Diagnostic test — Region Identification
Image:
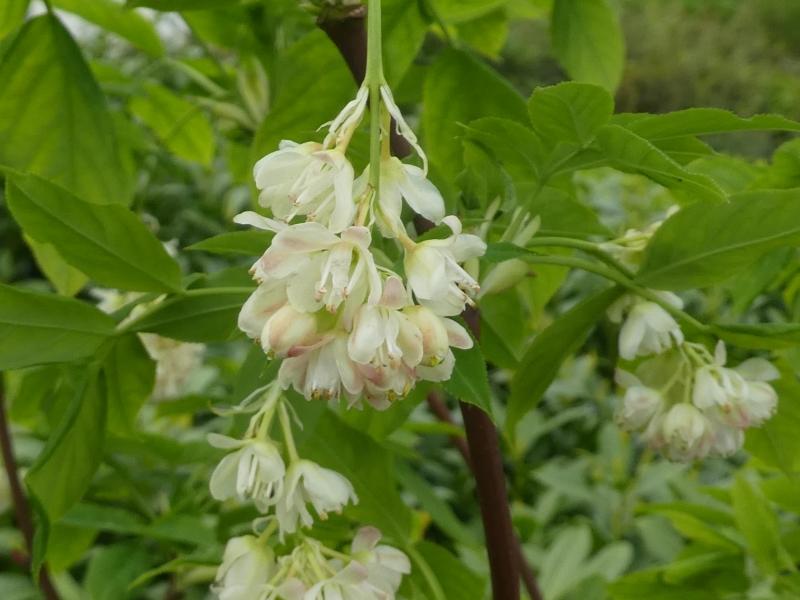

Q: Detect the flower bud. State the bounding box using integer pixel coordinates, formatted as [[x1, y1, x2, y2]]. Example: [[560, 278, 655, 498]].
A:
[[262, 305, 318, 357], [403, 306, 449, 366]]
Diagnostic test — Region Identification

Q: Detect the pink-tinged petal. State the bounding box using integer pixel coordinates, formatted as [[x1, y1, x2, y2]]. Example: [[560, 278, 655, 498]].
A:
[[238, 283, 287, 339], [270, 222, 339, 254], [341, 226, 372, 249], [352, 526, 382, 553], [232, 211, 286, 232], [443, 318, 473, 349], [380, 275, 408, 310], [396, 315, 423, 367], [398, 164, 445, 224]]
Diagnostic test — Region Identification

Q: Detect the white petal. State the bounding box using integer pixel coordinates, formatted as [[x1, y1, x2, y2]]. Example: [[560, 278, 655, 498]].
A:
[[233, 211, 286, 232], [398, 164, 445, 224], [735, 357, 780, 382], [348, 305, 385, 364], [443, 318, 473, 349], [209, 452, 240, 500]]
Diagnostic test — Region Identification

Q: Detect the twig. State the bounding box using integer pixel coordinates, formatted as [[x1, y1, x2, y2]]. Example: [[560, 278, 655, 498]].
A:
[[0, 384, 60, 600], [316, 9, 542, 599], [426, 390, 543, 600]]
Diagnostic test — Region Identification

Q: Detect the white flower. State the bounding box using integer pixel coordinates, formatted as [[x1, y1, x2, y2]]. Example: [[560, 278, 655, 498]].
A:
[[368, 157, 445, 237], [275, 460, 357, 535], [404, 216, 486, 316], [260, 304, 320, 358], [253, 141, 356, 233], [351, 527, 411, 595], [256, 222, 381, 315], [661, 403, 713, 462], [278, 333, 365, 402], [707, 418, 744, 457], [323, 85, 369, 149], [692, 342, 779, 428], [304, 562, 374, 600], [213, 535, 275, 600], [608, 292, 684, 360], [403, 306, 473, 382], [614, 370, 663, 431], [380, 84, 427, 172], [208, 434, 285, 510]]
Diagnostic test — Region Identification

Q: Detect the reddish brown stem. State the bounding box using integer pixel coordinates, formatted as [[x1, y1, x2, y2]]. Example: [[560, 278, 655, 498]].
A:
[[0, 386, 59, 600], [317, 9, 541, 599]]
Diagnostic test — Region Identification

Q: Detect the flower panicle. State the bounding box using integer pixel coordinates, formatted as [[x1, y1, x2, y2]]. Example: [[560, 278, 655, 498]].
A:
[[240, 79, 486, 410]]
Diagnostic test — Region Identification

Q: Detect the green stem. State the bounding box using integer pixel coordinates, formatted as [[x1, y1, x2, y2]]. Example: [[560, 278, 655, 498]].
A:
[[278, 401, 300, 463], [527, 237, 636, 278], [519, 254, 710, 333], [407, 546, 447, 600], [366, 0, 384, 203]]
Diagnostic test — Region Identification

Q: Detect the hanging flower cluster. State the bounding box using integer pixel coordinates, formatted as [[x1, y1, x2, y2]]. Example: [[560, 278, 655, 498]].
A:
[[235, 79, 484, 410], [604, 215, 779, 461], [209, 384, 409, 599]]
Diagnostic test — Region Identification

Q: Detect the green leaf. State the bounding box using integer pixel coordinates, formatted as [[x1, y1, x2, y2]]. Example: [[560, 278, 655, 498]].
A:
[[26, 368, 106, 523], [551, 0, 625, 92], [128, 288, 251, 342], [85, 542, 152, 600], [637, 189, 800, 290], [731, 473, 793, 576], [423, 48, 527, 181], [507, 286, 622, 435], [455, 8, 509, 59], [409, 542, 486, 600], [0, 284, 115, 371], [6, 173, 183, 293], [595, 125, 726, 204], [52, 0, 164, 57], [523, 186, 611, 238], [0, 0, 28, 39], [252, 30, 354, 162], [24, 235, 88, 296], [540, 524, 592, 600], [528, 82, 615, 147], [618, 108, 800, 141], [443, 336, 494, 418], [130, 82, 214, 165], [711, 322, 800, 350], [395, 462, 477, 547], [463, 117, 546, 182], [187, 229, 273, 256], [746, 369, 800, 474], [0, 15, 131, 205], [126, 0, 234, 8], [297, 411, 412, 542], [103, 334, 155, 434], [383, 0, 429, 86], [430, 0, 508, 23]]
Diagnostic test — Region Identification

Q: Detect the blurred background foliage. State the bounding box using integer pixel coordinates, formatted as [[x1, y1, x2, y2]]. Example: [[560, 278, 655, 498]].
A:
[[1, 0, 800, 599]]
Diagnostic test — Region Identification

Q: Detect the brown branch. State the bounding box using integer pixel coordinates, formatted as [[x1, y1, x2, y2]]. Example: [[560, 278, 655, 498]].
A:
[[317, 9, 542, 599], [427, 389, 543, 600], [0, 385, 59, 600]]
